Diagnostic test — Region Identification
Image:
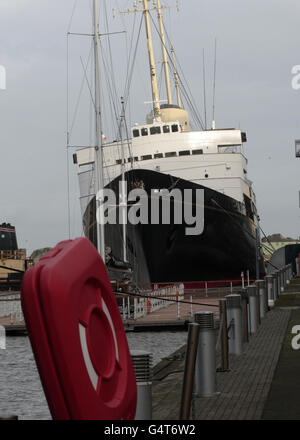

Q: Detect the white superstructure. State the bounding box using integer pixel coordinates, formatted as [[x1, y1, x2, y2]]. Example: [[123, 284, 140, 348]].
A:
[[76, 121, 254, 214]]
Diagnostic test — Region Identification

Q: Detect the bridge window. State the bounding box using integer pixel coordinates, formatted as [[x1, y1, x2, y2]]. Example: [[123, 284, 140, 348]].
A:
[[150, 126, 161, 135], [133, 129, 140, 138], [192, 149, 203, 155], [165, 152, 177, 158], [163, 125, 170, 133], [179, 150, 190, 156], [128, 157, 139, 163], [171, 124, 179, 132], [141, 154, 152, 161], [154, 153, 163, 158], [141, 128, 148, 136], [116, 159, 125, 165]]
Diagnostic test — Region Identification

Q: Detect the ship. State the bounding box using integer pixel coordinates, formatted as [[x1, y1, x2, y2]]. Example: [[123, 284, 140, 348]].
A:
[[73, 0, 265, 284], [0, 222, 18, 252], [0, 222, 27, 290]]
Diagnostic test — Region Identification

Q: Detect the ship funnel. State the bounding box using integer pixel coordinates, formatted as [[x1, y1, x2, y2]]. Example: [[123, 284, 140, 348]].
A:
[[146, 104, 190, 132]]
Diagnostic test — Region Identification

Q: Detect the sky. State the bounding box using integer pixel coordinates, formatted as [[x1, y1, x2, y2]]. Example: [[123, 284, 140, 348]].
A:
[[1, 0, 300, 254]]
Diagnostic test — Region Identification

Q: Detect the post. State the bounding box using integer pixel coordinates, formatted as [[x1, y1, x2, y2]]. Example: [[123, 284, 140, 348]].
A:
[[226, 294, 243, 355], [219, 299, 229, 371], [287, 264, 291, 283], [280, 268, 285, 292], [256, 280, 266, 320], [276, 270, 281, 298], [265, 275, 273, 309], [289, 263, 293, 280], [179, 323, 199, 420], [127, 296, 131, 319], [240, 289, 249, 343], [256, 226, 260, 280], [194, 311, 216, 397], [122, 298, 126, 320], [131, 350, 152, 420], [247, 285, 259, 334]]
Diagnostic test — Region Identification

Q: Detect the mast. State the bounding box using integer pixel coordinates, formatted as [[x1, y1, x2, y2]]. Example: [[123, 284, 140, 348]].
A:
[[171, 46, 182, 108], [120, 97, 127, 263], [93, 0, 106, 260], [142, 0, 161, 120], [155, 0, 173, 105]]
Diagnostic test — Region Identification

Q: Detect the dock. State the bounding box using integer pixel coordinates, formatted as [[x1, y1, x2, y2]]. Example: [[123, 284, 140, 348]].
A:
[[0, 315, 27, 336], [151, 278, 300, 420], [124, 296, 220, 331]]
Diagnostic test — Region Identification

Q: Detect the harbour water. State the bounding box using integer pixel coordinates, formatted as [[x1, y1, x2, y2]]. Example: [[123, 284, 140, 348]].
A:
[[0, 331, 187, 420]]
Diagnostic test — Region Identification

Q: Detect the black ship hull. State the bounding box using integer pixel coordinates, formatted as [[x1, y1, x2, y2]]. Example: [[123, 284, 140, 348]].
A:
[[0, 223, 18, 251], [83, 169, 265, 283]]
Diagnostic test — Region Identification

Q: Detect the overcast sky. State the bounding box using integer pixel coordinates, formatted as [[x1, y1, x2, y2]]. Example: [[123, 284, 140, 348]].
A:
[[1, 0, 300, 254]]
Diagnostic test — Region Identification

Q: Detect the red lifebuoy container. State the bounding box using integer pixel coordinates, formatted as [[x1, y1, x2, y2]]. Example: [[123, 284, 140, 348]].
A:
[[21, 238, 137, 420]]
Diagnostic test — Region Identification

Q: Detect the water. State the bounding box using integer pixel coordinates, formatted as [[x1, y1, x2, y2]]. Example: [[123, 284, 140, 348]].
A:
[[0, 331, 187, 420]]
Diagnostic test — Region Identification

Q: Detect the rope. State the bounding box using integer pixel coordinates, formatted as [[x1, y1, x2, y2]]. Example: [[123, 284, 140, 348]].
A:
[[116, 290, 220, 308], [227, 318, 234, 332]]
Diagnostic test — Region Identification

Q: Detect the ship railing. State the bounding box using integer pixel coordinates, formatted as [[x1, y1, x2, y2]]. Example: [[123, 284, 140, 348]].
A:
[[0, 291, 24, 324], [130, 277, 256, 298], [115, 283, 184, 321]]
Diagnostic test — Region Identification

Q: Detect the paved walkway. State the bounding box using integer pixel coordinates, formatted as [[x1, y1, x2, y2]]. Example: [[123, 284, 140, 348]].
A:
[[193, 308, 290, 420], [153, 279, 300, 420], [152, 307, 291, 420]]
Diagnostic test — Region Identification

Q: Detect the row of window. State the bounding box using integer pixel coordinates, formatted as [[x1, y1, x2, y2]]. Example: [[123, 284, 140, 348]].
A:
[[132, 124, 179, 138], [115, 149, 203, 164]]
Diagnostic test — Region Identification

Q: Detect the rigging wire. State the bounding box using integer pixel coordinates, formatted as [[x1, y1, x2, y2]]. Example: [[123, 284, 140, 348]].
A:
[[66, 0, 79, 240], [66, 34, 71, 239], [148, 12, 205, 130], [212, 37, 217, 125], [202, 48, 207, 130]]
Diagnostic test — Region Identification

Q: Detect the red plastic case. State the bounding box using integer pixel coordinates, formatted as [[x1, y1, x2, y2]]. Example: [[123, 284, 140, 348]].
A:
[[21, 238, 137, 420]]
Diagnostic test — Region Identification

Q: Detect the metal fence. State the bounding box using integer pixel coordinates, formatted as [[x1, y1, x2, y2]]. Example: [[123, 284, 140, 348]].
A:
[[0, 292, 23, 324]]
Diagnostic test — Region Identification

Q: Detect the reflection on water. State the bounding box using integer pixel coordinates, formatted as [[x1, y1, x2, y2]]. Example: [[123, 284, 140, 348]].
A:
[[0, 331, 187, 420]]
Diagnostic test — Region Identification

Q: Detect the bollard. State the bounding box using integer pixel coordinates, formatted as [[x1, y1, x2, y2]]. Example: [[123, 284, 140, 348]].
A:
[[289, 263, 293, 280], [255, 280, 266, 319], [280, 268, 285, 292], [264, 276, 269, 312], [225, 294, 243, 355], [272, 272, 278, 303], [179, 323, 199, 420], [247, 285, 259, 334], [218, 299, 229, 371], [240, 289, 249, 343], [287, 264, 292, 282], [276, 270, 281, 300], [194, 311, 216, 397], [283, 266, 287, 286], [266, 275, 274, 308], [131, 350, 152, 420]]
